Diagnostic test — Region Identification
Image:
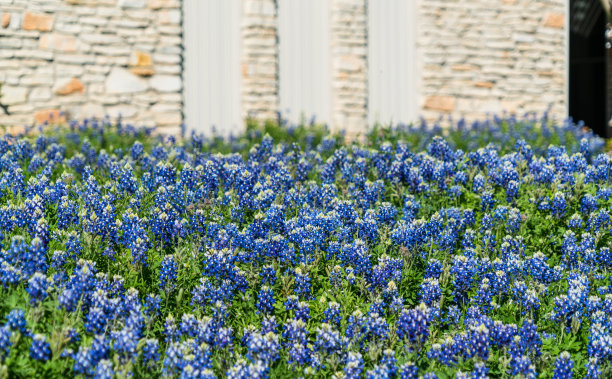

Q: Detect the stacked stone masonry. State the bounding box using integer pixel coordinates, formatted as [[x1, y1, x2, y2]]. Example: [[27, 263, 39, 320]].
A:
[[331, 0, 368, 134], [241, 0, 279, 123], [0, 0, 570, 133], [418, 0, 567, 121], [0, 0, 183, 133]]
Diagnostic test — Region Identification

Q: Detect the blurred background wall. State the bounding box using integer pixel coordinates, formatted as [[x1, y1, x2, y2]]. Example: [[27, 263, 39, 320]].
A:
[[1, 0, 604, 136]]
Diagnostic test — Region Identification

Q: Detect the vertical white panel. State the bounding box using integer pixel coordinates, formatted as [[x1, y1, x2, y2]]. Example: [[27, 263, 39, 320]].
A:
[[368, 0, 418, 127], [183, 0, 242, 137], [278, 0, 332, 126]]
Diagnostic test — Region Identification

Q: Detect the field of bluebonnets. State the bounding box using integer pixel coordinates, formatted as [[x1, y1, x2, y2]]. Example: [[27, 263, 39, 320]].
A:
[[0, 114, 610, 378]]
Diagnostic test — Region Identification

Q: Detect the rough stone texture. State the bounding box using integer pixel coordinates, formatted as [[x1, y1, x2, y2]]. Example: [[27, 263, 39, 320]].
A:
[[0, 0, 183, 130], [418, 0, 567, 122], [40, 33, 77, 52], [543, 12, 564, 29], [0, 0, 570, 133], [1, 13, 10, 28], [129, 51, 155, 76], [34, 108, 66, 124], [424, 95, 456, 112], [241, 0, 279, 122], [331, 0, 368, 134], [106, 67, 149, 94], [22, 12, 54, 31], [53, 77, 85, 95]]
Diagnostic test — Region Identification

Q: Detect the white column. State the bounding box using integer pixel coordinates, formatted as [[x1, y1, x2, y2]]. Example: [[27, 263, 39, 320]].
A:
[[278, 0, 332, 126], [183, 0, 243, 137]]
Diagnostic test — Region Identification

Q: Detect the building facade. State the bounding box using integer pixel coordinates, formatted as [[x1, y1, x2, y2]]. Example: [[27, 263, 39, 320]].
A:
[[0, 0, 574, 136]]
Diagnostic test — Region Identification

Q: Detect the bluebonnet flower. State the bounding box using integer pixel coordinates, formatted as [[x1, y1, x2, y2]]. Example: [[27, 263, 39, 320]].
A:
[[397, 362, 418, 379], [553, 275, 589, 332], [257, 286, 275, 315], [377, 202, 397, 225], [471, 362, 488, 378], [159, 255, 177, 292], [26, 272, 50, 305], [144, 293, 161, 319], [467, 323, 490, 360], [344, 351, 364, 379], [73, 346, 94, 375], [130, 141, 144, 160], [119, 209, 150, 266], [379, 348, 397, 376], [366, 364, 389, 379], [553, 351, 574, 379], [6, 309, 27, 334], [451, 255, 477, 305], [323, 302, 342, 328], [397, 303, 431, 349], [480, 191, 495, 211], [111, 327, 139, 362], [180, 314, 198, 338], [366, 312, 390, 343], [506, 180, 519, 201], [30, 334, 51, 361], [424, 259, 443, 279], [0, 326, 11, 361], [551, 191, 567, 218], [93, 359, 114, 379], [164, 315, 180, 343], [282, 318, 308, 349], [584, 358, 601, 379], [295, 301, 311, 322], [509, 354, 536, 377], [85, 306, 108, 334], [245, 331, 281, 364], [329, 265, 343, 288], [260, 265, 276, 286], [226, 359, 269, 379], [314, 323, 342, 355], [142, 338, 160, 368], [581, 194, 598, 214], [65, 231, 82, 259], [419, 278, 442, 310], [293, 267, 312, 300]]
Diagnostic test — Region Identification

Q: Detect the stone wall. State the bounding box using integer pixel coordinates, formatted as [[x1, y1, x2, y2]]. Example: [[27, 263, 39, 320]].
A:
[[241, 0, 278, 123], [0, 0, 183, 133], [331, 0, 368, 134], [0, 0, 570, 134], [418, 0, 567, 121]]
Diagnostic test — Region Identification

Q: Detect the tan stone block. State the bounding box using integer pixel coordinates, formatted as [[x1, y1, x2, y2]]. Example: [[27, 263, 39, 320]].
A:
[[54, 78, 85, 95], [423, 95, 456, 112], [537, 71, 555, 77], [474, 81, 494, 88], [40, 33, 77, 52], [34, 109, 66, 125], [543, 13, 564, 29], [156, 112, 182, 125], [451, 64, 475, 71], [148, 0, 179, 9], [131, 67, 155, 76], [1, 13, 10, 28], [129, 51, 155, 76], [22, 12, 54, 31], [129, 51, 153, 67]]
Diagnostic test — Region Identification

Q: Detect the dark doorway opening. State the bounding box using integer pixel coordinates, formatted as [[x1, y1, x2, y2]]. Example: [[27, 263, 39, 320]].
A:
[[569, 0, 609, 137]]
